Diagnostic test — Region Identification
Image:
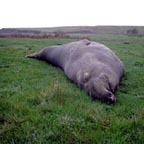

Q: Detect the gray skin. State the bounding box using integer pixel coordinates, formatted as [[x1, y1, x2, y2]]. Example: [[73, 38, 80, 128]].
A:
[[26, 39, 124, 104]]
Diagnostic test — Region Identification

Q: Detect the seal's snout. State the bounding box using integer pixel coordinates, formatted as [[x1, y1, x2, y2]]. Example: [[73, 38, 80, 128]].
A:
[[107, 92, 116, 104], [110, 95, 116, 103]]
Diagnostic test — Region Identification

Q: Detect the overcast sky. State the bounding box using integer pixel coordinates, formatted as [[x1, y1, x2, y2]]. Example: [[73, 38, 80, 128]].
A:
[[0, 0, 144, 29]]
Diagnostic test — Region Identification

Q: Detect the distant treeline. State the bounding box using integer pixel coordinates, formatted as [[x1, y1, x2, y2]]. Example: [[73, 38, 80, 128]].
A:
[[0, 34, 89, 41], [0, 34, 90, 40], [0, 26, 144, 38], [0, 28, 89, 39]]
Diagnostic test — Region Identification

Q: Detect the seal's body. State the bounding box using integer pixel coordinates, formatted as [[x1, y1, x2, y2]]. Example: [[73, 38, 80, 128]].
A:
[[26, 39, 124, 103]]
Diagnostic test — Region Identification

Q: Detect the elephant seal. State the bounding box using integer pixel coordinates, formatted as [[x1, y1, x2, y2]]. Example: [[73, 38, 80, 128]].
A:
[[26, 39, 124, 104]]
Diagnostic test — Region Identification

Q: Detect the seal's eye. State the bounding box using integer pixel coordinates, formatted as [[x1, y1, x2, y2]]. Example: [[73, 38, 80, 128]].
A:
[[108, 93, 112, 98]]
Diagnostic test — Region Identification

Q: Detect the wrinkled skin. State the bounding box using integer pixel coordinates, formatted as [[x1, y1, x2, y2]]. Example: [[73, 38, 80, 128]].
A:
[[26, 39, 124, 104], [86, 74, 116, 104]]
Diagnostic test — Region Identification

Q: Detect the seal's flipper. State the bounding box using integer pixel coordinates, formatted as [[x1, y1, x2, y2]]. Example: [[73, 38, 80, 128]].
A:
[[25, 52, 40, 59]]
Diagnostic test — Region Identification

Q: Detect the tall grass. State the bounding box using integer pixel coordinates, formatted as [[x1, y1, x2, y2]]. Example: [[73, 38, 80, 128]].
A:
[[0, 36, 144, 143]]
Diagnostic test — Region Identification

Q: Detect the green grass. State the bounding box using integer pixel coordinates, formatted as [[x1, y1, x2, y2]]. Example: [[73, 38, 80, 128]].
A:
[[0, 36, 144, 144]]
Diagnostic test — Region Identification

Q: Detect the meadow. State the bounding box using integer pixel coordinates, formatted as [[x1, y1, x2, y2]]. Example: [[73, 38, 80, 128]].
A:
[[0, 35, 144, 143]]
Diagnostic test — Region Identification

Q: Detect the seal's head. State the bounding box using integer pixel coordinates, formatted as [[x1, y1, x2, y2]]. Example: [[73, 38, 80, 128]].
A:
[[86, 73, 116, 104]]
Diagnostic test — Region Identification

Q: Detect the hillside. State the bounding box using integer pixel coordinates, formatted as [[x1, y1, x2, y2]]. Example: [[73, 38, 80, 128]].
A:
[[0, 26, 144, 38]]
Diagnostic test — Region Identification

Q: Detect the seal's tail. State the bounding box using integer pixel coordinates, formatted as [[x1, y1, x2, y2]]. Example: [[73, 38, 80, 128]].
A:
[[25, 52, 39, 59]]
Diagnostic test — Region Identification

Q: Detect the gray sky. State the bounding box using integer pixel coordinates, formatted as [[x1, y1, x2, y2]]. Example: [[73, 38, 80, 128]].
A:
[[0, 0, 144, 28]]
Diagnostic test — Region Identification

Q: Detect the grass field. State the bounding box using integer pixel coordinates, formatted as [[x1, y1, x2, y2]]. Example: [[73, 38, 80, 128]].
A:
[[0, 35, 144, 144]]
